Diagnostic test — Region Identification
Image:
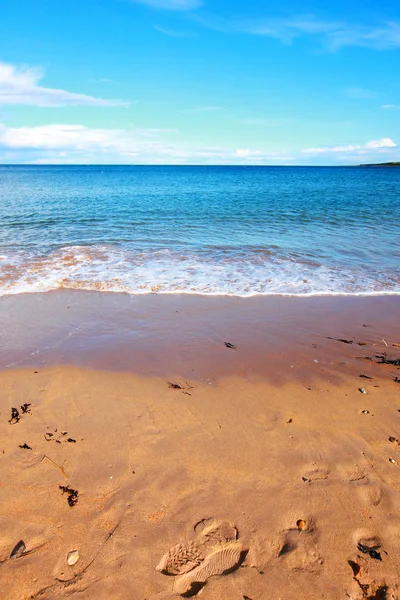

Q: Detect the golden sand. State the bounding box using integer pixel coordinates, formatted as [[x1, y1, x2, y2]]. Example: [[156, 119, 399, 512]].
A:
[[1, 357, 400, 599]]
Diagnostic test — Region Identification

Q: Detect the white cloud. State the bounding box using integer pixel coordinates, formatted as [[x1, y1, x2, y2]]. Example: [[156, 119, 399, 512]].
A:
[[244, 17, 339, 44], [365, 138, 396, 149], [0, 123, 175, 152], [1, 123, 396, 165], [196, 14, 400, 50], [0, 62, 127, 107], [154, 25, 196, 37], [0, 122, 292, 164], [131, 0, 202, 10], [328, 20, 400, 50], [382, 104, 400, 110], [303, 138, 397, 155]]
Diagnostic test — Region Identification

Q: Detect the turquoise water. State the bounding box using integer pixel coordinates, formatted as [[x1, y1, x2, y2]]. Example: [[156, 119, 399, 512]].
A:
[[0, 165, 399, 296]]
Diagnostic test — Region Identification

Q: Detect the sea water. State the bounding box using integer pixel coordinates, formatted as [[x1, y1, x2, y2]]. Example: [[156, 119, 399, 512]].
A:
[[0, 165, 399, 296]]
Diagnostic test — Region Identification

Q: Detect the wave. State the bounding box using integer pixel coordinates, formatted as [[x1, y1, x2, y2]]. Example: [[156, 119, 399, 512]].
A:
[[1, 244, 399, 297]]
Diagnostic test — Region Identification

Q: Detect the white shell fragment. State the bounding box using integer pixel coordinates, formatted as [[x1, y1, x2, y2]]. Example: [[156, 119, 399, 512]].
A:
[[67, 550, 80, 566]]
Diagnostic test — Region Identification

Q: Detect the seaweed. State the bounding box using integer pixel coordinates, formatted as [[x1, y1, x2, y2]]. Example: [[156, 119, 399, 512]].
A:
[[376, 353, 400, 366], [224, 342, 237, 349], [9, 404, 32, 424], [168, 382, 183, 389], [9, 407, 20, 424], [45, 429, 77, 444], [357, 542, 382, 561], [167, 381, 194, 396], [326, 337, 353, 344], [19, 443, 32, 450], [59, 485, 79, 507]]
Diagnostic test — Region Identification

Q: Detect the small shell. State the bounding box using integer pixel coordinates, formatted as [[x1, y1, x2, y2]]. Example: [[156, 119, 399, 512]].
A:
[[389, 458, 397, 464], [359, 388, 367, 394], [67, 550, 80, 566], [361, 410, 369, 414], [10, 540, 26, 559]]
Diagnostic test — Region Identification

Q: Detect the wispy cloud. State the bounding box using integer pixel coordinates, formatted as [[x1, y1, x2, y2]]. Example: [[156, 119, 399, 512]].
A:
[[1, 123, 397, 165], [195, 14, 400, 51], [303, 137, 397, 155], [0, 123, 175, 152], [328, 20, 400, 50], [154, 25, 196, 37], [382, 104, 400, 110], [131, 0, 202, 11], [0, 122, 292, 164], [0, 62, 127, 107]]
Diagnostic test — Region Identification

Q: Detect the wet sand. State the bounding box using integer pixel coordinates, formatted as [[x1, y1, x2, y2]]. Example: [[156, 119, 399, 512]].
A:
[[1, 291, 400, 599]]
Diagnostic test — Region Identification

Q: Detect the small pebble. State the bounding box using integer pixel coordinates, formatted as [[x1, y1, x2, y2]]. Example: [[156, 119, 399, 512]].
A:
[[361, 409, 370, 414], [67, 550, 79, 566], [359, 388, 367, 394], [296, 519, 306, 530], [389, 458, 396, 464]]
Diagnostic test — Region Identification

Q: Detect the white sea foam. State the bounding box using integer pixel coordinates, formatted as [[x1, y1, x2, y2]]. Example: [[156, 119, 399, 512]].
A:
[[0, 245, 399, 297]]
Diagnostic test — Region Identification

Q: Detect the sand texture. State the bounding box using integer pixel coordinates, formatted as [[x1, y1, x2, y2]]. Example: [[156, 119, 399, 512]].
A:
[[0, 354, 400, 599], [1, 292, 400, 598]]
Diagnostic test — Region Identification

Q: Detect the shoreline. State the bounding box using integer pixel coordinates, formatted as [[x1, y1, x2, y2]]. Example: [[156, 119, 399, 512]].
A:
[[2, 289, 400, 299], [1, 289, 399, 382]]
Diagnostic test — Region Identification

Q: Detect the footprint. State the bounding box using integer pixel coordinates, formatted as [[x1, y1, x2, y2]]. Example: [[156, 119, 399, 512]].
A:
[[270, 517, 322, 573], [197, 520, 238, 548], [156, 541, 205, 576], [157, 520, 245, 596], [173, 542, 247, 597], [301, 466, 330, 483], [357, 481, 384, 508]]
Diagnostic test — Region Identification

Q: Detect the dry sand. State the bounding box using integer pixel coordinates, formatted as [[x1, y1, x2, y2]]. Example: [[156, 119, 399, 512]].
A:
[[0, 292, 400, 599]]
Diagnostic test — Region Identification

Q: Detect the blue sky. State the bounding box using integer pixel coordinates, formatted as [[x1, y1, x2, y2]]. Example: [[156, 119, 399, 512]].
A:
[[0, 0, 399, 164]]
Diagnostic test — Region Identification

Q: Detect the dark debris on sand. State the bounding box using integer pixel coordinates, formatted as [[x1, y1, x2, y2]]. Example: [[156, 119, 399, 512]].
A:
[[224, 341, 237, 349], [376, 353, 400, 366], [326, 337, 366, 346], [9, 404, 32, 425], [59, 485, 79, 507], [9, 407, 20, 424], [167, 381, 194, 396], [357, 542, 382, 561], [168, 382, 183, 389]]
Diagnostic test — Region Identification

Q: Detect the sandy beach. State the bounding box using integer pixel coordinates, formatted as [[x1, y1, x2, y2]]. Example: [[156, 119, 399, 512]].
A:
[[1, 292, 400, 599]]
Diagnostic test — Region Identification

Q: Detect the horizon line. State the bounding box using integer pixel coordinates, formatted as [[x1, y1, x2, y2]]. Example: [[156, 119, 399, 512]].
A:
[[0, 163, 388, 168]]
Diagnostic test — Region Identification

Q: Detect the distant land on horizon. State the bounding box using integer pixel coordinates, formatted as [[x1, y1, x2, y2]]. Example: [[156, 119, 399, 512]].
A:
[[359, 162, 400, 167]]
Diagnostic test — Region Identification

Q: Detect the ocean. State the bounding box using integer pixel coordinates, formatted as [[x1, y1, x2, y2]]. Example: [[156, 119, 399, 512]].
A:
[[0, 165, 399, 297]]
